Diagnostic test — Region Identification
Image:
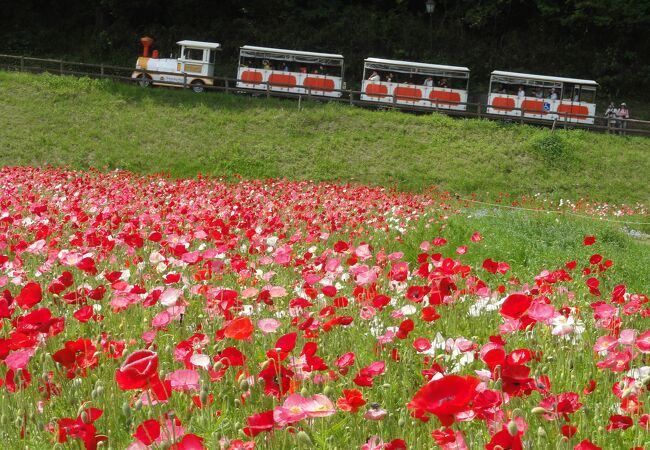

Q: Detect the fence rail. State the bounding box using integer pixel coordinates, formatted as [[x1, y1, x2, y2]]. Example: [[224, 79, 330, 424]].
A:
[[2, 53, 648, 137]]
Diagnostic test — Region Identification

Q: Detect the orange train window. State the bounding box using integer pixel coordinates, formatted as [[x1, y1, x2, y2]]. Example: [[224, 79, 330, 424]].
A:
[[365, 83, 388, 98], [268, 73, 297, 87], [394, 87, 422, 102], [241, 71, 263, 84], [491, 97, 516, 111], [303, 77, 335, 91]]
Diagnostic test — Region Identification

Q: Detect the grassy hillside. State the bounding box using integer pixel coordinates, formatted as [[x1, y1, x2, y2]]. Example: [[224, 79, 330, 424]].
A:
[[1, 71, 649, 205]]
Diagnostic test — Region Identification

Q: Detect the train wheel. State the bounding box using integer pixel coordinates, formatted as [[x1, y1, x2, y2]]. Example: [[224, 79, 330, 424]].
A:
[[137, 74, 152, 88], [191, 80, 205, 93]]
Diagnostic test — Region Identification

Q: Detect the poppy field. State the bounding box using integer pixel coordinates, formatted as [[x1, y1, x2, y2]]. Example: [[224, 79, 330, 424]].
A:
[[0, 166, 648, 450]]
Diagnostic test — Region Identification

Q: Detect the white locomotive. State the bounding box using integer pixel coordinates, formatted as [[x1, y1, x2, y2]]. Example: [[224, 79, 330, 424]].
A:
[[131, 37, 221, 93]]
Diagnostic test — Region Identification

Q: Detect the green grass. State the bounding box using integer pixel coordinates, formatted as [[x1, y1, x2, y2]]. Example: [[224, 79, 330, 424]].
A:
[[1, 71, 649, 205]]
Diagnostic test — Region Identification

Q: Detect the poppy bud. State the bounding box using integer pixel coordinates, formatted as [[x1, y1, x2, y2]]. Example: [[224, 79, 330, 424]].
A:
[[537, 427, 547, 438], [200, 389, 209, 404], [398, 418, 406, 427], [122, 402, 132, 418], [531, 407, 548, 415], [240, 379, 250, 391], [297, 431, 313, 446], [300, 387, 309, 397], [80, 411, 90, 424], [323, 385, 334, 396], [168, 410, 176, 419], [234, 398, 242, 407], [507, 420, 518, 436], [134, 399, 143, 411], [212, 361, 223, 371]]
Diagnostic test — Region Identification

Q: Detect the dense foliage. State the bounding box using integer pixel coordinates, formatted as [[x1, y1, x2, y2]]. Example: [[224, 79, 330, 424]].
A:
[[2, 0, 649, 97]]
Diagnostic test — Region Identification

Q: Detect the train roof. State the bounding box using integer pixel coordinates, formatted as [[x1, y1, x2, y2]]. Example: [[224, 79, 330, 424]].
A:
[[240, 45, 344, 60], [365, 57, 470, 73], [177, 40, 221, 50], [491, 70, 598, 86]]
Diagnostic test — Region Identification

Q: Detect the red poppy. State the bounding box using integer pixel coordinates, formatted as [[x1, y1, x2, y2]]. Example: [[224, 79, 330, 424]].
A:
[[486, 428, 523, 450], [15, 282, 42, 310], [115, 350, 159, 390], [574, 439, 602, 450], [606, 414, 633, 431], [500, 293, 532, 319], [336, 389, 366, 412], [224, 317, 254, 340], [243, 410, 275, 437], [408, 375, 479, 426], [583, 235, 596, 246]]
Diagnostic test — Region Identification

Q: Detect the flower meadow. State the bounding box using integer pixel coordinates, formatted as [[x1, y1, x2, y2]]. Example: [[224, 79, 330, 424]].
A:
[[0, 167, 648, 450]]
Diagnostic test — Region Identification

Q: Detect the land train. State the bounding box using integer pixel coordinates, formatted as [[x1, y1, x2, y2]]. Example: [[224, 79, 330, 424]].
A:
[[132, 37, 597, 125]]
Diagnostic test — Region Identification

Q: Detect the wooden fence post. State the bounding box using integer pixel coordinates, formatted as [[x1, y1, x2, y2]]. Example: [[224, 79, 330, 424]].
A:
[[60, 60, 64, 75], [100, 64, 105, 78], [20, 56, 24, 72]]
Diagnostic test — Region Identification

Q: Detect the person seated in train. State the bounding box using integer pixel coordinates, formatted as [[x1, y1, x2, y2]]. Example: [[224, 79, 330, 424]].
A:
[[548, 88, 558, 100], [424, 76, 434, 87], [499, 84, 507, 94], [517, 86, 525, 99], [300, 67, 308, 74], [437, 78, 448, 88], [535, 90, 543, 99], [368, 71, 380, 82], [319, 65, 326, 75], [280, 62, 289, 72], [262, 59, 272, 70], [386, 72, 395, 83], [573, 93, 579, 102]]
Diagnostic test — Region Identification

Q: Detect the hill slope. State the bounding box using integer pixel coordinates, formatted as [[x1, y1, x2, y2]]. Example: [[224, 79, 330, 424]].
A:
[[1, 71, 649, 205]]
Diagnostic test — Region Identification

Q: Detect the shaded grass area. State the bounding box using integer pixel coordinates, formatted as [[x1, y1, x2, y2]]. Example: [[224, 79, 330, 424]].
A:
[[1, 71, 649, 204]]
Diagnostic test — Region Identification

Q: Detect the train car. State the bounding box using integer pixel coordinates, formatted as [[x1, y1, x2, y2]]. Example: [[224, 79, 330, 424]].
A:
[[360, 58, 470, 111], [236, 46, 344, 98], [132, 37, 221, 93], [487, 71, 597, 124]]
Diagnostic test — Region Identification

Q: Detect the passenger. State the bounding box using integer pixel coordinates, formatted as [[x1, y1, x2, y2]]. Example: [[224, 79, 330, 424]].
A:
[[535, 90, 543, 99], [517, 86, 525, 99], [438, 78, 448, 88], [573, 93, 580, 102], [368, 71, 380, 82], [386, 72, 395, 83], [280, 63, 289, 72], [300, 67, 307, 74], [424, 76, 433, 87], [548, 88, 558, 100], [605, 102, 617, 131], [319, 65, 326, 75], [262, 59, 271, 70], [616, 102, 630, 135]]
